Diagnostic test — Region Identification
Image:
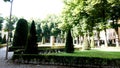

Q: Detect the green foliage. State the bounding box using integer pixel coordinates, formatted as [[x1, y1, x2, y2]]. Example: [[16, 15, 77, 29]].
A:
[[65, 29, 74, 53], [4, 16, 18, 31], [0, 23, 2, 31], [36, 23, 42, 42], [41, 23, 50, 43], [13, 51, 120, 66], [0, 16, 3, 30], [62, 0, 97, 37], [40, 14, 62, 43], [0, 36, 2, 43], [0, 16, 4, 23], [51, 27, 61, 36], [1, 35, 6, 44], [25, 20, 38, 54], [62, 0, 120, 38], [12, 19, 28, 48]]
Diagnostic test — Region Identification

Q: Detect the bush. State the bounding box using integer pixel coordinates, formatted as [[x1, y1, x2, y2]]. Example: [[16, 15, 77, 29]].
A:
[[12, 19, 28, 48], [65, 29, 74, 53], [24, 20, 38, 54], [12, 54, 120, 67]]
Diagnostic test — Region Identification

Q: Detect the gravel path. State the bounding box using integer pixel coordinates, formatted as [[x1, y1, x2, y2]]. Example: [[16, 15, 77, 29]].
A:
[[0, 47, 74, 68]]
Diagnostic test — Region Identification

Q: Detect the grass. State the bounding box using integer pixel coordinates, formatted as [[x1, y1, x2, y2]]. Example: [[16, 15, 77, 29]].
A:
[[47, 49, 120, 59]]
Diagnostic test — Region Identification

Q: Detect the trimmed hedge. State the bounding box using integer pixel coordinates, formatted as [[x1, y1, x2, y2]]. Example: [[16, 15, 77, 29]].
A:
[[12, 54, 120, 67], [8, 46, 24, 51], [24, 20, 38, 54], [12, 19, 28, 48], [65, 29, 74, 53]]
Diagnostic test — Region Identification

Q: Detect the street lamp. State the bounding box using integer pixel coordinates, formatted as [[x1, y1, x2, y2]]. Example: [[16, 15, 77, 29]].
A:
[[5, 0, 13, 60]]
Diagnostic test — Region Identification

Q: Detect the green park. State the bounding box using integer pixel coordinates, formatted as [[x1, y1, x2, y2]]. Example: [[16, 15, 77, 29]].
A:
[[0, 0, 120, 68]]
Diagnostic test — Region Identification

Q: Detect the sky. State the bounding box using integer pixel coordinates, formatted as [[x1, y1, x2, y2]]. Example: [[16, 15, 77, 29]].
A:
[[0, 0, 64, 19]]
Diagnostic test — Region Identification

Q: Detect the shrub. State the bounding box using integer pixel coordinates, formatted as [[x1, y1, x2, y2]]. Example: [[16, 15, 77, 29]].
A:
[[12, 54, 120, 67], [12, 19, 28, 48], [24, 20, 38, 54], [65, 29, 74, 53]]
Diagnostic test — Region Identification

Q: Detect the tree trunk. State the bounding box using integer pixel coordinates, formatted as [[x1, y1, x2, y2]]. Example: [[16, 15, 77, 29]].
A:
[[90, 35, 95, 48], [115, 34, 119, 47], [97, 31, 100, 47], [104, 29, 108, 47], [77, 37, 79, 45], [82, 34, 90, 50], [79, 36, 83, 46], [115, 19, 119, 47]]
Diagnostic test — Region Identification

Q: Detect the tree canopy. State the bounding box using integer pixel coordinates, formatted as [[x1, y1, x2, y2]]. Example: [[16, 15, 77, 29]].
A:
[[61, 0, 120, 35]]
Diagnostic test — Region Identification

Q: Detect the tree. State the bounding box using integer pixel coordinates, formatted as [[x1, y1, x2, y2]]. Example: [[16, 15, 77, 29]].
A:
[[1, 35, 6, 44], [62, 0, 92, 50], [4, 16, 18, 31], [41, 23, 50, 43], [25, 20, 38, 54], [65, 29, 74, 53], [0, 16, 3, 30], [0, 16, 3, 43], [109, 4, 120, 47], [12, 19, 28, 48], [36, 23, 42, 42], [4, 16, 18, 42]]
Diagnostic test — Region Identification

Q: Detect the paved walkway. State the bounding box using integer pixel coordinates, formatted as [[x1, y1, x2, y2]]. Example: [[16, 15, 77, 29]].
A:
[[0, 47, 74, 68]]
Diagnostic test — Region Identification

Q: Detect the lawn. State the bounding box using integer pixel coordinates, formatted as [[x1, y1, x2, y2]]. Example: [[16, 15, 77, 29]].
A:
[[46, 49, 120, 59], [12, 47, 120, 67]]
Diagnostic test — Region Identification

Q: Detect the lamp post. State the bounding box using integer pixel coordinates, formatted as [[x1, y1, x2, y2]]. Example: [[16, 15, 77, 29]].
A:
[[5, 0, 13, 60]]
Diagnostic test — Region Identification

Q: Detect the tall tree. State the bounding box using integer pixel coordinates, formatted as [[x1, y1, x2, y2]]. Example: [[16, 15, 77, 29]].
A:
[[110, 1, 120, 47], [12, 19, 28, 48], [25, 20, 38, 54], [0, 16, 3, 30], [62, 0, 92, 49], [36, 23, 42, 42], [0, 16, 3, 43], [4, 16, 18, 41], [65, 29, 74, 53]]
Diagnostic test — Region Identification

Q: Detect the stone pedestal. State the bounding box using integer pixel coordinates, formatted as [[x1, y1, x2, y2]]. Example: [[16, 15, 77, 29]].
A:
[[50, 36, 55, 47]]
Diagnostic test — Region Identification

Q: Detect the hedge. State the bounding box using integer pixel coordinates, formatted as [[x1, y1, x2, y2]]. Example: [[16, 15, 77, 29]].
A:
[[12, 54, 120, 67]]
